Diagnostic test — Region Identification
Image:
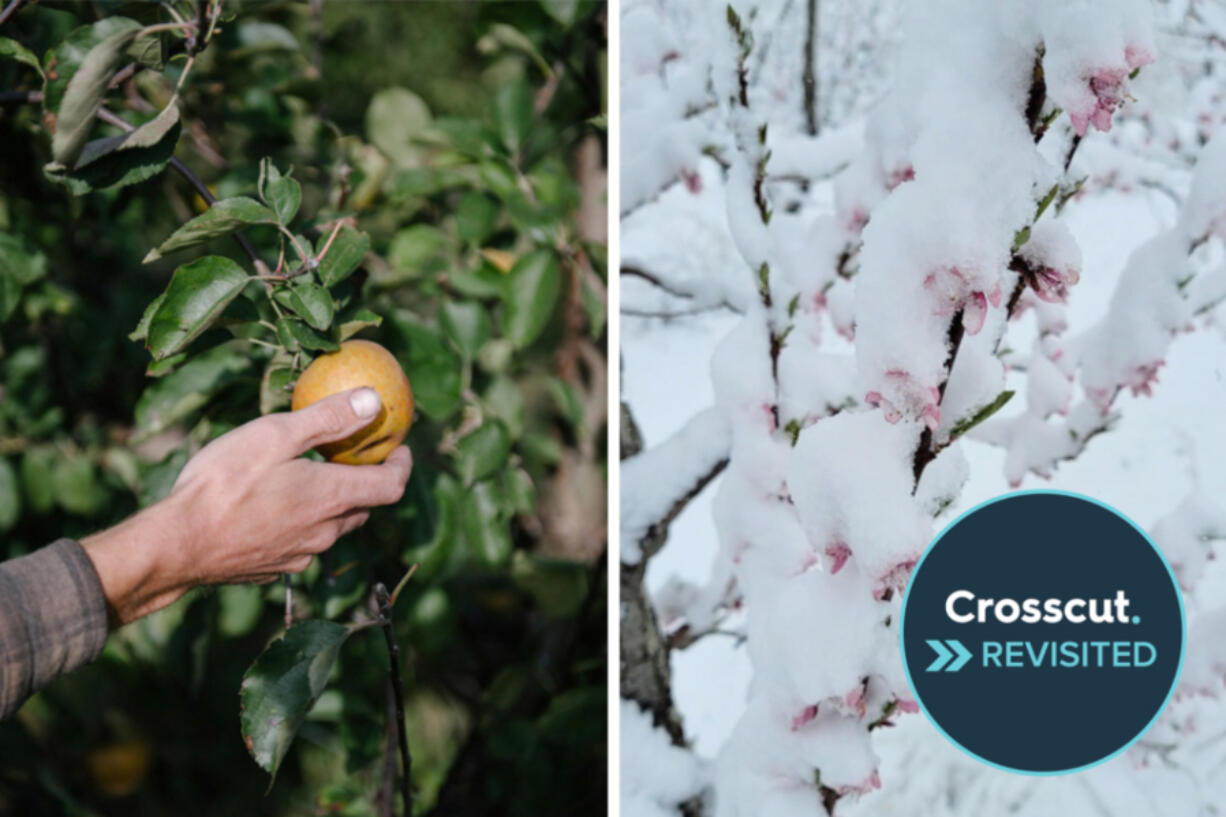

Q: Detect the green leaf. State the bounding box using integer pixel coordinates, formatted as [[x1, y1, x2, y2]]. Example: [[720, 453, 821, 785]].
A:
[[0, 460, 20, 533], [52, 456, 105, 517], [389, 313, 462, 419], [493, 80, 533, 156], [440, 300, 490, 359], [259, 159, 302, 226], [315, 225, 369, 288], [503, 250, 560, 348], [125, 32, 164, 70], [461, 481, 511, 568], [279, 318, 340, 352], [456, 192, 499, 245], [274, 281, 333, 330], [540, 0, 583, 26], [512, 552, 589, 619], [0, 37, 42, 76], [366, 88, 432, 168], [144, 198, 277, 262], [240, 620, 355, 780], [335, 308, 382, 341], [0, 235, 46, 321], [218, 584, 265, 638], [129, 291, 167, 342], [260, 360, 296, 416], [135, 341, 251, 434], [48, 103, 181, 194], [581, 266, 606, 338], [146, 256, 250, 360], [947, 390, 1015, 443], [482, 375, 525, 437], [388, 224, 446, 274], [235, 22, 300, 54], [139, 447, 188, 507], [503, 467, 536, 514], [536, 686, 605, 747], [454, 420, 512, 485], [42, 19, 140, 117], [484, 23, 552, 77], [50, 23, 143, 166], [19, 447, 55, 515]]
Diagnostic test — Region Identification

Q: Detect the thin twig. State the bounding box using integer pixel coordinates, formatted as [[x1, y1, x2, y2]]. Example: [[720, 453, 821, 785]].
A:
[[283, 574, 293, 629], [374, 583, 413, 817], [0, 0, 30, 29]]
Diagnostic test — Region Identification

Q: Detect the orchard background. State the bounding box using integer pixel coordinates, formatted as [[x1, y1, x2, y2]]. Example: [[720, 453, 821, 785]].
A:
[[0, 1, 607, 815]]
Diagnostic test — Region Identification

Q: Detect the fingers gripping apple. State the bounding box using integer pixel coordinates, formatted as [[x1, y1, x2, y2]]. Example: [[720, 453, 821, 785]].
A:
[[291, 340, 414, 465]]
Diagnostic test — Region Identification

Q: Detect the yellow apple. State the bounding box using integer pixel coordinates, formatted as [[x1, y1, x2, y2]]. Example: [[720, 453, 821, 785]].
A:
[[291, 340, 413, 465]]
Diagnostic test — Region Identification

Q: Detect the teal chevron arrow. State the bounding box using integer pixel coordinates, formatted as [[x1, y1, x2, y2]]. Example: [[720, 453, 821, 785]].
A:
[[925, 639, 952, 671], [946, 639, 973, 672]]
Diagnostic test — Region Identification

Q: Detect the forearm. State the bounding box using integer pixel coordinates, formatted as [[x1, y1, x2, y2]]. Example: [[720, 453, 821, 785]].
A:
[[0, 539, 109, 719]]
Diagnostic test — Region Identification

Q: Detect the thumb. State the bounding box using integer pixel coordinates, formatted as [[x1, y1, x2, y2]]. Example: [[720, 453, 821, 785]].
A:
[[282, 387, 382, 457]]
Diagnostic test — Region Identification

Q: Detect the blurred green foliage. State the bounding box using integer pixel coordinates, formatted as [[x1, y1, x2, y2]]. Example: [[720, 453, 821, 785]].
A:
[[0, 1, 607, 815]]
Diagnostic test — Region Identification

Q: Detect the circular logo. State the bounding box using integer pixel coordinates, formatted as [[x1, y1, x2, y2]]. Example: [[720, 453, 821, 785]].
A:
[[900, 491, 1185, 774]]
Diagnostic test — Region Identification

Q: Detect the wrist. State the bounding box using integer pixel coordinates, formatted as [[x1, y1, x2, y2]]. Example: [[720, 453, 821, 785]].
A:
[[80, 497, 192, 626]]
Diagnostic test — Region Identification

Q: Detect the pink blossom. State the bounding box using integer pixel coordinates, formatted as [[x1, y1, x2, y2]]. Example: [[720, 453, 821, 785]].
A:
[[887, 164, 915, 190], [680, 168, 702, 194], [846, 207, 869, 233], [1028, 263, 1081, 304], [825, 542, 852, 574], [866, 370, 941, 430], [845, 687, 867, 717], [875, 558, 917, 600], [896, 698, 919, 714], [837, 769, 882, 796], [791, 704, 819, 731], [1070, 66, 1131, 136], [1127, 361, 1164, 397], [923, 266, 1001, 336]]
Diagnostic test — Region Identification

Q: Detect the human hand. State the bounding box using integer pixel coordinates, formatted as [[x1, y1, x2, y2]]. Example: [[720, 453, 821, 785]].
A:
[[82, 388, 413, 625]]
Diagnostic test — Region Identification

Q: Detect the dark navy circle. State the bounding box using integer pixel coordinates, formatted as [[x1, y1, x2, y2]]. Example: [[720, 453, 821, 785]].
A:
[[900, 491, 1185, 774]]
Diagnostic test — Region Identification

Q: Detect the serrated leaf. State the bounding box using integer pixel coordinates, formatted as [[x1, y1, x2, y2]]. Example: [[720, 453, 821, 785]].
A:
[[146, 256, 250, 360], [144, 198, 277, 262], [440, 300, 490, 359], [135, 341, 251, 434], [315, 225, 369, 287], [0, 37, 42, 76], [280, 318, 339, 352], [259, 159, 301, 225], [48, 102, 181, 194], [947, 390, 1015, 442], [42, 19, 140, 117], [129, 291, 167, 342], [240, 620, 355, 780], [274, 281, 333, 330], [335, 308, 381, 341], [502, 250, 560, 348], [454, 420, 512, 485], [50, 24, 143, 166]]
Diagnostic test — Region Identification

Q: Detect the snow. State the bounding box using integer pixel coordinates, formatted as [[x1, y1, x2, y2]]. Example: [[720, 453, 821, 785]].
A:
[[620, 0, 1226, 815]]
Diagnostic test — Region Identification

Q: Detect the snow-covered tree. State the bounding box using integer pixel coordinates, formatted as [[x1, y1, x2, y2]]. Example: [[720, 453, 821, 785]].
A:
[[621, 1, 1226, 815]]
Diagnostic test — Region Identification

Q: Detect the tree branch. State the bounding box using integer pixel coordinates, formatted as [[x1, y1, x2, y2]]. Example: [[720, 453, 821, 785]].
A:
[[0, 0, 30, 30], [803, 0, 819, 136], [375, 583, 413, 817]]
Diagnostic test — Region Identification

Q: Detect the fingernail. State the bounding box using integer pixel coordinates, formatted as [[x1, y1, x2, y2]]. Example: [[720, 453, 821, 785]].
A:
[[350, 388, 381, 418]]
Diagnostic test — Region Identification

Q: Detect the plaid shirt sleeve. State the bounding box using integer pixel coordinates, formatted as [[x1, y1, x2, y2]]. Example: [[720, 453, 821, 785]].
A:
[[0, 539, 109, 719]]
